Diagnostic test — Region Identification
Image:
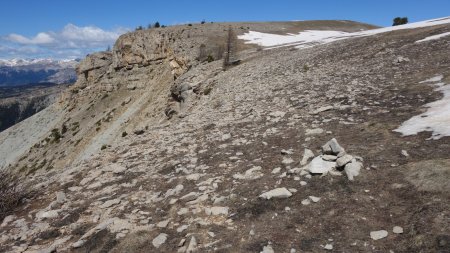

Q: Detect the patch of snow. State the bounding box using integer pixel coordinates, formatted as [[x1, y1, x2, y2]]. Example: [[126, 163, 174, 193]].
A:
[[239, 17, 450, 50], [416, 32, 450, 43], [394, 76, 450, 140], [419, 75, 443, 83], [238, 30, 350, 48]]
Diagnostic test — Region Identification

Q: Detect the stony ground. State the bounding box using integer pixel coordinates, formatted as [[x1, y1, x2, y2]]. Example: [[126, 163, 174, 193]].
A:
[[0, 21, 449, 253]]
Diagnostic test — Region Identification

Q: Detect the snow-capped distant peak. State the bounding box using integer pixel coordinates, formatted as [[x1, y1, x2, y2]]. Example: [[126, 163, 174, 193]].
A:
[[0, 58, 78, 67]]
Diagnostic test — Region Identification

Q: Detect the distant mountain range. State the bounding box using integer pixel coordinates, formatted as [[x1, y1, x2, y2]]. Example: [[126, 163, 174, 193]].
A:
[[0, 58, 79, 86]]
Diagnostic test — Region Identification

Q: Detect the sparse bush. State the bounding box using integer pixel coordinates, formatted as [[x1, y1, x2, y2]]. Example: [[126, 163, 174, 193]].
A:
[[50, 128, 62, 143], [204, 86, 213, 95], [154, 22, 160, 28], [101, 144, 108, 150], [303, 64, 310, 72], [0, 169, 29, 221], [188, 24, 192, 26], [206, 55, 214, 62], [393, 17, 408, 26], [201, 20, 206, 24], [135, 26, 143, 31], [61, 124, 68, 135], [122, 131, 128, 137]]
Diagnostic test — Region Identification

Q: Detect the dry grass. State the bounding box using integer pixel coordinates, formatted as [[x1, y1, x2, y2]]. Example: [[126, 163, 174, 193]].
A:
[[0, 169, 29, 221]]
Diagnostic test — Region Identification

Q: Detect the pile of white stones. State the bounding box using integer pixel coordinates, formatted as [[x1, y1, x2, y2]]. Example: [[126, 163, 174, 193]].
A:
[[292, 138, 363, 181]]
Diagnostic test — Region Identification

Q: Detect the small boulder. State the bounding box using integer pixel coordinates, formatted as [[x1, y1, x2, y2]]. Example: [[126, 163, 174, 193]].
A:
[[307, 156, 336, 174], [336, 154, 353, 168], [344, 160, 363, 181], [56, 192, 67, 204], [300, 149, 315, 166], [370, 230, 388, 240], [322, 138, 344, 155], [260, 244, 275, 253], [152, 233, 168, 248], [393, 226, 404, 234], [259, 188, 292, 200]]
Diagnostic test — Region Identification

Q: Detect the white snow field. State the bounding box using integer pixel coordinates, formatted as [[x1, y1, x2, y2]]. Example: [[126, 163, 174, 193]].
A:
[[239, 17, 450, 49], [394, 75, 450, 140]]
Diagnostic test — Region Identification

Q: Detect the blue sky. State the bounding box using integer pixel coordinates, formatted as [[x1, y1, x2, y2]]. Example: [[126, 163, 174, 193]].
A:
[[0, 0, 449, 59]]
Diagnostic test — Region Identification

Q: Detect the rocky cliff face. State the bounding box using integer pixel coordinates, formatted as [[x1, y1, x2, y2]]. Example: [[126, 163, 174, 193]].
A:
[[0, 20, 449, 253]]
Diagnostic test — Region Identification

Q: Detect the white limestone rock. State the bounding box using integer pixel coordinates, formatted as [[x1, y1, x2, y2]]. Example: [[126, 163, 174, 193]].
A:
[[153, 233, 168, 248], [233, 166, 264, 180], [300, 148, 315, 166], [259, 188, 292, 200], [370, 230, 388, 240], [344, 160, 363, 181], [307, 156, 336, 174]]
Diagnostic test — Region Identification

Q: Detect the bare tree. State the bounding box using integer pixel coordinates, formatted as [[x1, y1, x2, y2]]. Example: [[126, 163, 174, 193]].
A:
[[198, 44, 207, 61], [223, 26, 239, 69]]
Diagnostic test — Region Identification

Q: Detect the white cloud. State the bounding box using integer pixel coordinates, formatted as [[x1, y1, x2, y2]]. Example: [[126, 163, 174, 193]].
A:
[[61, 24, 120, 42], [1, 24, 129, 59], [7, 32, 55, 45]]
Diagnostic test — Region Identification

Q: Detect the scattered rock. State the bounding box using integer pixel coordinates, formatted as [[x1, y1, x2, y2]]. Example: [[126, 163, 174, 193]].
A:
[[222, 133, 232, 141], [322, 155, 337, 161], [186, 236, 198, 253], [56, 191, 67, 204], [301, 199, 311, 205], [180, 192, 199, 202], [336, 154, 353, 167], [1, 215, 16, 227], [152, 233, 168, 248], [72, 240, 86, 248], [260, 244, 275, 253], [322, 244, 333, 250], [401, 150, 409, 157], [100, 199, 121, 208], [305, 128, 324, 136], [300, 149, 315, 166], [37, 210, 59, 220], [271, 167, 282, 174], [311, 105, 334, 115], [177, 225, 189, 233], [205, 206, 229, 216], [393, 226, 404, 234], [309, 196, 321, 203], [307, 156, 336, 174], [344, 161, 363, 181], [259, 188, 292, 200], [157, 219, 170, 228], [370, 230, 388, 240], [233, 166, 264, 180], [282, 157, 294, 165], [322, 138, 344, 155]]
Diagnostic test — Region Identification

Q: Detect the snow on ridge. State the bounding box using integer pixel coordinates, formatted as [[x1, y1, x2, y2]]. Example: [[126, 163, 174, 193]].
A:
[[415, 32, 450, 43], [238, 30, 350, 48], [238, 16, 450, 49], [394, 75, 450, 140]]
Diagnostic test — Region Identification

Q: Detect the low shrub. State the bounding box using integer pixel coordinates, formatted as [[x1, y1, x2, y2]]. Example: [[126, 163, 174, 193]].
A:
[[0, 169, 29, 221]]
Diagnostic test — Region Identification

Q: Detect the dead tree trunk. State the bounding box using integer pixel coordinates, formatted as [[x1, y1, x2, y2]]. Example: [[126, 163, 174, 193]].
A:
[[223, 26, 238, 69]]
